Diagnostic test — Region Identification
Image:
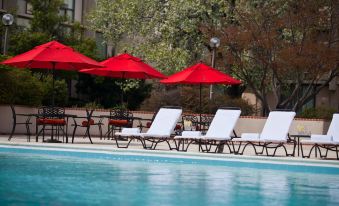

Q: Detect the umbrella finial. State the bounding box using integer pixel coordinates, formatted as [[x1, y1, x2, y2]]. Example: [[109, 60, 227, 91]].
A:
[[124, 50, 127, 53]]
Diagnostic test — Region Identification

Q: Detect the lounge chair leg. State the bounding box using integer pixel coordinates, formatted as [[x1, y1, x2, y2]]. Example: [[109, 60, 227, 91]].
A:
[[225, 142, 233, 153], [265, 146, 269, 156], [166, 140, 176, 150], [115, 137, 128, 148], [272, 147, 278, 156], [216, 144, 224, 153], [307, 145, 316, 158], [231, 141, 236, 154], [282, 145, 289, 156], [300, 143, 306, 158], [234, 142, 242, 154], [214, 142, 225, 153]]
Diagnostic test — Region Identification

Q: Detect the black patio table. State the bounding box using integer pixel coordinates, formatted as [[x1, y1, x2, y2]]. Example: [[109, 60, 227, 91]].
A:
[[290, 134, 311, 156]]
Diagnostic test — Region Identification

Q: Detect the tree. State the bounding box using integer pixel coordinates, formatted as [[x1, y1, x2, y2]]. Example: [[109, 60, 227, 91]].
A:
[[2, 0, 101, 107], [202, 0, 339, 114], [30, 0, 67, 37], [87, 0, 232, 74]]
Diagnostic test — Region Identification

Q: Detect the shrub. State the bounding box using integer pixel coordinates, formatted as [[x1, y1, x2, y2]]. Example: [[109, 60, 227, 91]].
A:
[[40, 75, 68, 106], [0, 56, 68, 107], [140, 85, 255, 115], [84, 102, 103, 109], [0, 68, 45, 106], [297, 107, 337, 120]]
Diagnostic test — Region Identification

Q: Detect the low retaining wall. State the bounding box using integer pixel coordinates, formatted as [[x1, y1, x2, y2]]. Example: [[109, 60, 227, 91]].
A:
[[0, 105, 330, 137]]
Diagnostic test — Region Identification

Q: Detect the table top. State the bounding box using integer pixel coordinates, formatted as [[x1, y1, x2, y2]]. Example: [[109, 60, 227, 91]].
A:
[[290, 134, 311, 138]]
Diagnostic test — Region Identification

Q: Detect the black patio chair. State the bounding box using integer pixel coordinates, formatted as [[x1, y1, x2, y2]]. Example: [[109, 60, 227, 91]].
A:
[[36, 106, 67, 142], [71, 109, 103, 144], [8, 105, 33, 141], [103, 108, 134, 140]]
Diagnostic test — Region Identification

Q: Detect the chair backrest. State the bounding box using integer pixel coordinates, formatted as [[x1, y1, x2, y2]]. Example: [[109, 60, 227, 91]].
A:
[[109, 108, 133, 125], [39, 106, 65, 119], [327, 113, 339, 142], [260, 111, 296, 141], [146, 106, 182, 136], [205, 108, 241, 139]]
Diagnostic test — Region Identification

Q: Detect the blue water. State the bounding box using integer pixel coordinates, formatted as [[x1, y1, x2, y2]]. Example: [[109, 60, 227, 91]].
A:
[[0, 147, 339, 206]]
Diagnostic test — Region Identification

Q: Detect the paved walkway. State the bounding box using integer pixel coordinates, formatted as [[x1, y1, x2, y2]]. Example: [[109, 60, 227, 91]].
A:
[[1, 134, 338, 161]]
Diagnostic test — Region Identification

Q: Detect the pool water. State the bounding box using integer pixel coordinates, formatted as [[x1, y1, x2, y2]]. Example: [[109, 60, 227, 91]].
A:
[[0, 148, 339, 206]]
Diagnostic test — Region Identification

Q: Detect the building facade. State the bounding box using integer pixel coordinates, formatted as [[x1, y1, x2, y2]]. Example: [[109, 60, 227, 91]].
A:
[[0, 0, 112, 58]]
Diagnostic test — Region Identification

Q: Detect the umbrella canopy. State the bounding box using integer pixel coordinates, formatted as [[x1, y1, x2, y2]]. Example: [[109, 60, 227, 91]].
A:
[[79, 53, 166, 104], [2, 40, 102, 70], [160, 62, 240, 85], [1, 40, 103, 105], [161, 62, 241, 123], [79, 53, 166, 79]]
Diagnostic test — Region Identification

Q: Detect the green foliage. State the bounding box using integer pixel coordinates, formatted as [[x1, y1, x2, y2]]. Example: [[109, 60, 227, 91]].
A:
[[87, 0, 231, 73], [84, 102, 103, 109], [76, 74, 152, 109], [124, 80, 152, 110], [30, 0, 66, 37], [8, 31, 51, 55], [0, 67, 45, 106], [40, 75, 68, 106], [1, 0, 102, 108], [297, 107, 337, 120], [0, 52, 69, 106]]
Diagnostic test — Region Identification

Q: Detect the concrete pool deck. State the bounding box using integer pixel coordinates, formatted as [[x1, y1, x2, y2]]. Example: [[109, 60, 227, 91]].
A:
[[1, 135, 339, 167]]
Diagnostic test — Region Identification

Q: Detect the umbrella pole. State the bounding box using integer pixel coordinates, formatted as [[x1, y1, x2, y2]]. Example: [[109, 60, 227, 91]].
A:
[[121, 72, 125, 106], [52, 62, 55, 106], [199, 84, 202, 126]]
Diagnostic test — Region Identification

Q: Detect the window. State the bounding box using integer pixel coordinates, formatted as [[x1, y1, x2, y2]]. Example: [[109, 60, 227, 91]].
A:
[[60, 0, 75, 22], [26, 1, 33, 15], [96, 32, 107, 59]]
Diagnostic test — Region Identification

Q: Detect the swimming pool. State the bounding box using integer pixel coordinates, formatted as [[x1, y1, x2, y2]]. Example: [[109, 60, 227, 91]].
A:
[[0, 146, 339, 206]]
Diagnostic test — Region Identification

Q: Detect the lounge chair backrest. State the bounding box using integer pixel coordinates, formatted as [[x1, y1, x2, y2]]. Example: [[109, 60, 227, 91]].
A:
[[205, 109, 241, 139], [260, 111, 296, 141], [327, 113, 339, 142], [146, 107, 182, 136]]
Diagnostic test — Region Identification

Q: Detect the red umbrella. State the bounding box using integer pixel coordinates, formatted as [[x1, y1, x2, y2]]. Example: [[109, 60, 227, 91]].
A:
[[79, 53, 166, 103], [161, 62, 240, 85], [1, 40, 103, 105], [161, 62, 241, 119], [80, 53, 166, 79]]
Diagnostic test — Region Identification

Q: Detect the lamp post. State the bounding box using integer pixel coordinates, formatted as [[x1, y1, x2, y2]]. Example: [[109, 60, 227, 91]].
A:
[[2, 13, 14, 55], [209, 37, 220, 100]]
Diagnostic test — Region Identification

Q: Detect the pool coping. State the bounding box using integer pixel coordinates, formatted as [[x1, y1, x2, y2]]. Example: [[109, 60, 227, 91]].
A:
[[0, 142, 339, 169]]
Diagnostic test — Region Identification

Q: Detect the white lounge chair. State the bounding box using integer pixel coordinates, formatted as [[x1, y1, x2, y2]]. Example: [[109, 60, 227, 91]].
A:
[[233, 110, 296, 156], [174, 107, 241, 152], [114, 106, 182, 150], [300, 113, 339, 159]]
